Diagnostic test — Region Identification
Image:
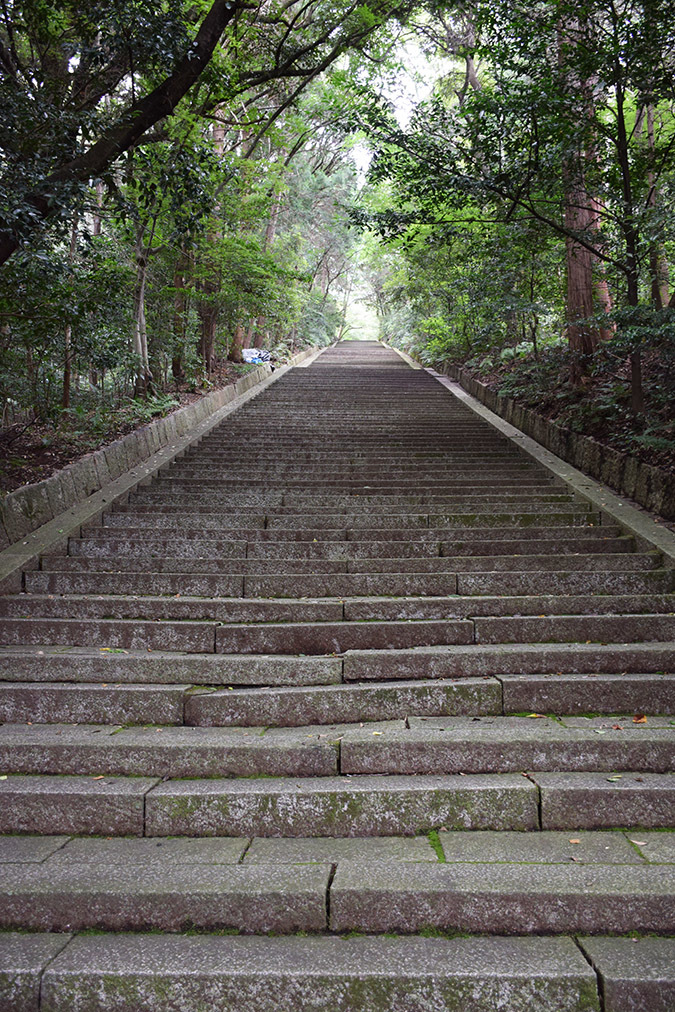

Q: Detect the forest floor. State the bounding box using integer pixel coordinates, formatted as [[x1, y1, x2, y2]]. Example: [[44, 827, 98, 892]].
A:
[[0, 361, 251, 493], [462, 345, 675, 478]]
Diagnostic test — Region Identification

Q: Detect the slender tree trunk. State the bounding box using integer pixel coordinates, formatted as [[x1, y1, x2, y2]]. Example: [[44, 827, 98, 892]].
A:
[[198, 293, 218, 373], [613, 78, 644, 414], [198, 115, 226, 372], [646, 105, 670, 308], [588, 196, 615, 341], [557, 18, 600, 382], [92, 180, 105, 237], [62, 213, 79, 410], [172, 249, 189, 379], [132, 231, 153, 397], [245, 190, 282, 352]]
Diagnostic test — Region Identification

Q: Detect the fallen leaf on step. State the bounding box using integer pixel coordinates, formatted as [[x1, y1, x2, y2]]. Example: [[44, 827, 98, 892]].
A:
[[569, 839, 581, 844], [633, 714, 647, 723], [527, 713, 546, 718], [91, 775, 104, 780], [606, 775, 622, 782], [612, 724, 623, 730]]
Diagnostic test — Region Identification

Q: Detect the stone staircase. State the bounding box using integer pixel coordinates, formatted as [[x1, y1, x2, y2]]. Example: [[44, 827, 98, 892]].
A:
[[0, 340, 673, 1011]]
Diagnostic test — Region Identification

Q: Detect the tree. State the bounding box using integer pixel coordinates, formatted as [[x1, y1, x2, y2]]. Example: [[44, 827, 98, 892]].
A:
[[354, 0, 675, 410], [0, 0, 424, 265]]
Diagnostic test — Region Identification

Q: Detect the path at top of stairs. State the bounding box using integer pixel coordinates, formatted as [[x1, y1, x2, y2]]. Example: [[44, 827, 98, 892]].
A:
[[1, 340, 673, 1012]]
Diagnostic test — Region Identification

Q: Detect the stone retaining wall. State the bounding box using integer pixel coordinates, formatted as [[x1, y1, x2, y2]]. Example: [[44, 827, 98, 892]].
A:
[[445, 364, 675, 521], [0, 350, 315, 547]]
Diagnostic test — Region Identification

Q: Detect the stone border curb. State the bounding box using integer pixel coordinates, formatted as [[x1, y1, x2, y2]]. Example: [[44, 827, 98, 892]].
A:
[[428, 370, 675, 571], [0, 346, 326, 592], [445, 364, 674, 521]]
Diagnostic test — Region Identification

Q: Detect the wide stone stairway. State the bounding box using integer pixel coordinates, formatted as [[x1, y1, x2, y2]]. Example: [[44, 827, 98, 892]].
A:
[[0, 340, 673, 1010]]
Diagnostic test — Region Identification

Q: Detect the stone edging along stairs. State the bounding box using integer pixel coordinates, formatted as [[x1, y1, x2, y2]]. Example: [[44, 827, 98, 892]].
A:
[[441, 359, 675, 520], [0, 340, 673, 1011]]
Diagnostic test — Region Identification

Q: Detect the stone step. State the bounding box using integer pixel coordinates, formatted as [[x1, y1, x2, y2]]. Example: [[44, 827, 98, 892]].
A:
[[343, 594, 675, 620], [83, 524, 631, 550], [13, 931, 673, 1012], [0, 683, 190, 725], [215, 619, 475, 654], [2, 770, 671, 838], [1, 858, 671, 937], [473, 613, 675, 644], [1, 641, 669, 686], [0, 677, 497, 727], [337, 641, 664, 682], [185, 677, 502, 727], [0, 595, 346, 622], [344, 554, 656, 572], [0, 718, 671, 778], [146, 772, 675, 836], [103, 516, 623, 542], [454, 570, 673, 596], [7, 613, 665, 657], [27, 568, 673, 598], [500, 673, 675, 715], [40, 556, 350, 573], [55, 551, 660, 576], [0, 647, 344, 685], [147, 772, 538, 835], [0, 723, 339, 778], [283, 512, 600, 528], [0, 617, 217, 652], [337, 716, 675, 775], [27, 570, 248, 596], [3, 932, 613, 1011], [0, 774, 159, 835], [71, 536, 249, 558], [4, 592, 673, 623], [0, 674, 671, 728], [70, 535, 636, 562], [162, 463, 554, 474], [150, 481, 566, 497], [328, 861, 675, 935], [532, 771, 675, 829], [216, 615, 674, 654], [0, 862, 330, 933], [249, 537, 636, 558]]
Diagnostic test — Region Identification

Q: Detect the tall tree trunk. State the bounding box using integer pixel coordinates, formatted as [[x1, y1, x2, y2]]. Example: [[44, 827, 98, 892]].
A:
[[198, 292, 218, 373], [558, 19, 600, 383], [172, 249, 189, 379], [229, 323, 245, 363], [198, 115, 226, 372], [62, 213, 79, 410], [92, 180, 105, 238], [613, 77, 644, 413], [646, 104, 670, 308], [253, 317, 266, 348], [243, 318, 256, 349], [132, 230, 153, 397], [245, 191, 282, 352]]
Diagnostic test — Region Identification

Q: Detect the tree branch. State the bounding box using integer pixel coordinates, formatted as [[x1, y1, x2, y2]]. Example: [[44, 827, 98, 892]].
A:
[[0, 0, 245, 265]]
